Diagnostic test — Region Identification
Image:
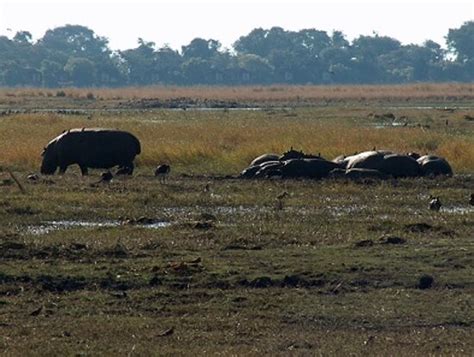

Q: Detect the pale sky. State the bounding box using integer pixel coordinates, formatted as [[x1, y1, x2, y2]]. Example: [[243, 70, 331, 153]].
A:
[[0, 0, 472, 51]]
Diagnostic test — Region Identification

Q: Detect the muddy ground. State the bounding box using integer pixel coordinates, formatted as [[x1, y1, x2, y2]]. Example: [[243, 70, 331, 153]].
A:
[[1, 170, 473, 355]]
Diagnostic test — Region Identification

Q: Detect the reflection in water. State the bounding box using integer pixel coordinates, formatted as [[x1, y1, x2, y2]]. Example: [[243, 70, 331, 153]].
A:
[[25, 219, 171, 235], [440, 206, 474, 215]]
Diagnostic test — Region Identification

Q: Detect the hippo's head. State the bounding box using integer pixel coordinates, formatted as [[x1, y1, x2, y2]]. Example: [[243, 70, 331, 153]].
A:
[[407, 152, 421, 160], [40, 143, 58, 175], [280, 148, 305, 161]]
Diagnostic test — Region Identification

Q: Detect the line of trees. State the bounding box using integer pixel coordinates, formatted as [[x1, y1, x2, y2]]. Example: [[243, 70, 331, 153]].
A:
[[0, 22, 473, 87]]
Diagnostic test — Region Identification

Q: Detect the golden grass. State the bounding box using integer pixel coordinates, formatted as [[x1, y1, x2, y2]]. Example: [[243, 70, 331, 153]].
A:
[[1, 83, 474, 103], [0, 109, 473, 174]]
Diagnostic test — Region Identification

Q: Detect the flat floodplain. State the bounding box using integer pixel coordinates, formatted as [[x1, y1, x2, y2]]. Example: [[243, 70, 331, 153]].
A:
[[1, 85, 473, 355]]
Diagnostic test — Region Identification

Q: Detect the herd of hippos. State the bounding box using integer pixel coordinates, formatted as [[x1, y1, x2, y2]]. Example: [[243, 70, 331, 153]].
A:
[[40, 128, 453, 182], [240, 148, 453, 180]]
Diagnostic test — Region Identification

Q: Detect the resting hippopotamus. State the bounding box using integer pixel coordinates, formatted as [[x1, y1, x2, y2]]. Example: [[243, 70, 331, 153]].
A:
[[281, 158, 339, 179], [240, 161, 282, 179], [379, 154, 421, 178], [345, 168, 389, 180], [417, 155, 453, 176], [279, 148, 322, 161], [249, 153, 280, 167], [346, 151, 385, 170], [345, 151, 421, 178], [40, 128, 141, 175]]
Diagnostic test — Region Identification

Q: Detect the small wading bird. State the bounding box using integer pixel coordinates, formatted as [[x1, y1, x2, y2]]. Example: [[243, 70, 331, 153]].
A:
[[276, 191, 289, 210], [99, 171, 113, 184], [27, 173, 39, 181], [429, 196, 442, 211], [155, 164, 171, 183]]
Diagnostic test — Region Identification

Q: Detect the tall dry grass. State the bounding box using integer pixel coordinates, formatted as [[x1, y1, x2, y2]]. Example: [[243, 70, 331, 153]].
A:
[[1, 83, 473, 104], [0, 110, 473, 174]]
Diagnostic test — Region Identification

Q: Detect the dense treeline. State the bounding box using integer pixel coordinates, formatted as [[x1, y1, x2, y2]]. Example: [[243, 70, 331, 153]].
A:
[[0, 22, 473, 87]]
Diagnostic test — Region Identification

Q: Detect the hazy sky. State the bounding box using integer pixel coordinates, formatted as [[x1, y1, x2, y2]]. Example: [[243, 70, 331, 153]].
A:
[[0, 0, 472, 51]]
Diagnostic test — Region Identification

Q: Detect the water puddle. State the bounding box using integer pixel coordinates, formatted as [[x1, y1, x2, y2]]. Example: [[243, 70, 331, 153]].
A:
[[372, 122, 408, 129], [329, 205, 368, 217], [440, 206, 474, 215], [25, 219, 171, 235]]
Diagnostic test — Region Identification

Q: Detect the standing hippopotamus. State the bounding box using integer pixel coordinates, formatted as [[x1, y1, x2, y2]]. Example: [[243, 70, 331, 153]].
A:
[[40, 128, 141, 175]]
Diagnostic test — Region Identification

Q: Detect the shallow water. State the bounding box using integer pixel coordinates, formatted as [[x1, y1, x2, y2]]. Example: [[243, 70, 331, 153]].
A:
[[372, 122, 408, 129], [440, 206, 474, 215], [25, 219, 171, 235]]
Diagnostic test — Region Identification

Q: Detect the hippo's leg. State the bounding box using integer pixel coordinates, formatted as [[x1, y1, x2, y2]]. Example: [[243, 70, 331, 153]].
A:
[[58, 165, 68, 175], [79, 165, 89, 176], [125, 163, 134, 175], [118, 162, 134, 175]]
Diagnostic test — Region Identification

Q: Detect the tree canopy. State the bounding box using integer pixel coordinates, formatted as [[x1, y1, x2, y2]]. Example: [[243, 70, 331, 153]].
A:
[[0, 22, 472, 87]]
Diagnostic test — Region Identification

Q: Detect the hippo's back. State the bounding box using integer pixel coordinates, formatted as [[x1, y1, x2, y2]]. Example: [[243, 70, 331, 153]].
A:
[[55, 128, 141, 168]]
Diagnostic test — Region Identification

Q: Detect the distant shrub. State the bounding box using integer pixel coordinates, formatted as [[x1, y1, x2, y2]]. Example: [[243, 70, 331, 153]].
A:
[[56, 90, 66, 97], [86, 92, 95, 100]]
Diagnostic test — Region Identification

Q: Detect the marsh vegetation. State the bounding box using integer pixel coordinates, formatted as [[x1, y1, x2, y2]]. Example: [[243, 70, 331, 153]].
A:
[[1, 85, 473, 355]]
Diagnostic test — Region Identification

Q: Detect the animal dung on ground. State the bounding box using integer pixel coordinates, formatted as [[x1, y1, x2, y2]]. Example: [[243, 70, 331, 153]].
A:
[[418, 274, 434, 289], [380, 236, 406, 245], [354, 239, 374, 248], [157, 327, 174, 337]]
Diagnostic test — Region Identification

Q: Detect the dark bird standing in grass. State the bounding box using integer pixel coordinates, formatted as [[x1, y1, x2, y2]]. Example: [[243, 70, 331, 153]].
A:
[[116, 166, 133, 175], [99, 171, 113, 184], [469, 193, 474, 206], [30, 305, 43, 316], [429, 196, 442, 211], [27, 173, 39, 181], [276, 191, 289, 210], [155, 164, 171, 183]]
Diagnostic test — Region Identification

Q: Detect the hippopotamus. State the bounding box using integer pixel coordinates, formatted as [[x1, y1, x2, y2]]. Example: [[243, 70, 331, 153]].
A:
[[40, 128, 141, 175], [240, 160, 282, 179], [281, 158, 339, 179], [279, 148, 322, 161], [249, 153, 280, 167], [254, 161, 284, 178], [344, 168, 389, 180], [345, 151, 421, 178], [346, 151, 385, 170], [379, 154, 421, 178], [417, 155, 453, 176]]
